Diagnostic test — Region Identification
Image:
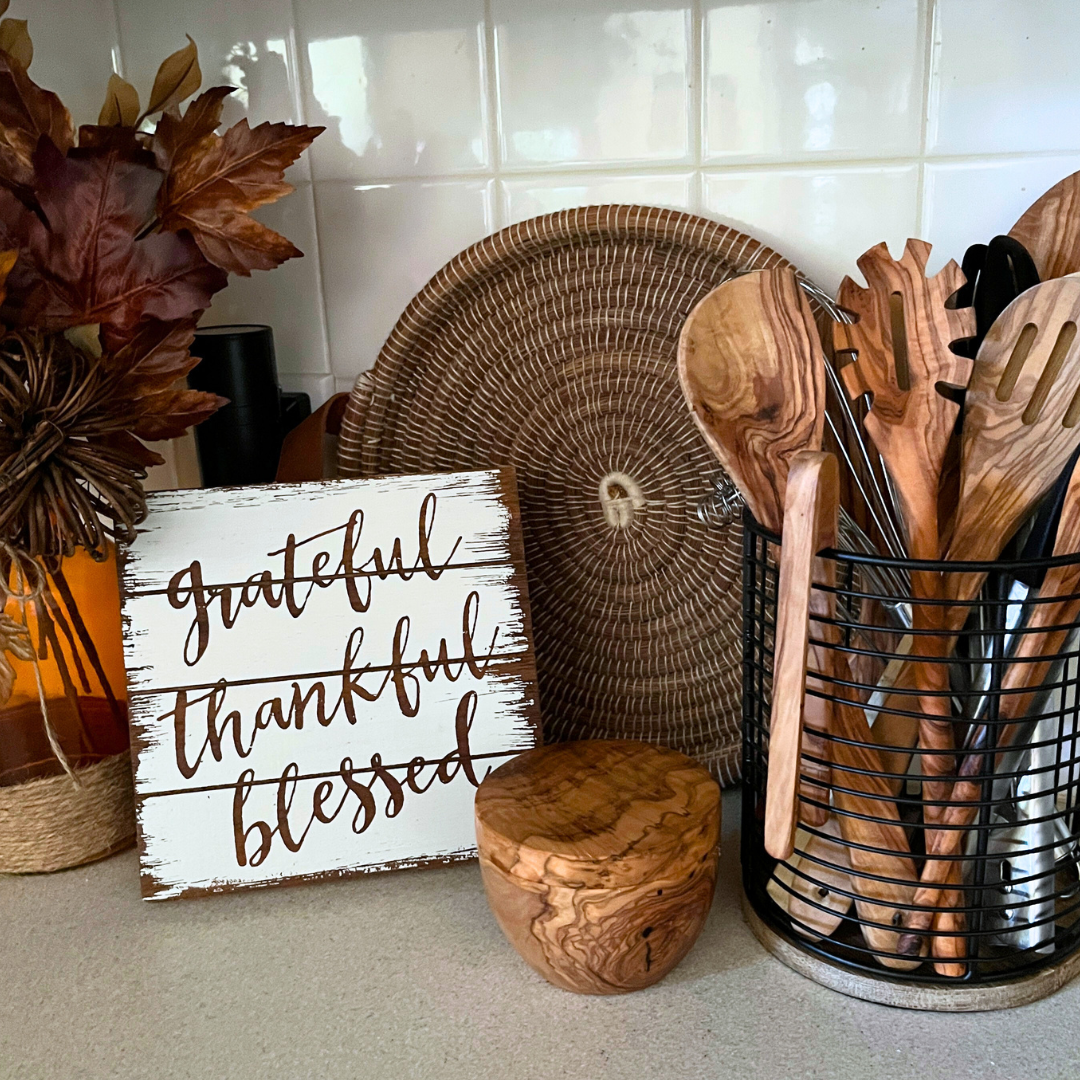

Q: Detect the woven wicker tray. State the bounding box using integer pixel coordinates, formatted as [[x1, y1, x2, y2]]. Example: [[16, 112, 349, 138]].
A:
[[337, 206, 821, 785]]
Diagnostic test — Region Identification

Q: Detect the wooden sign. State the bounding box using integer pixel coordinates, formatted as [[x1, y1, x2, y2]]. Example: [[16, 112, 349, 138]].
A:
[[120, 468, 540, 900]]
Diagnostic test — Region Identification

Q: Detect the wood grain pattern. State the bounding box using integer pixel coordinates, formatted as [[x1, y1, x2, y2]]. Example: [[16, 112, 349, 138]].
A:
[[767, 817, 854, 941], [1009, 170, 1080, 281], [678, 266, 825, 534], [474, 740, 719, 994], [828, 687, 926, 970], [766, 451, 838, 859], [948, 275, 1080, 573], [678, 266, 830, 823], [899, 461, 1080, 951], [835, 239, 975, 820]]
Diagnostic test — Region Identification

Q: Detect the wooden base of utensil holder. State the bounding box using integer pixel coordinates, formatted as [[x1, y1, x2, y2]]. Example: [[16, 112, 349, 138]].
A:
[[742, 890, 1080, 1012], [475, 740, 720, 994]]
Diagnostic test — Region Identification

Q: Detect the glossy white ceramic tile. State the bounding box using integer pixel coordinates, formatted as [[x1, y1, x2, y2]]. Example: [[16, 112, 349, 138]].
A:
[[922, 155, 1080, 275], [12, 0, 120, 126], [703, 0, 923, 162], [114, 0, 307, 178], [202, 184, 330, 379], [296, 0, 488, 181], [929, 0, 1080, 157], [494, 0, 691, 168], [315, 179, 494, 381], [703, 164, 919, 292], [501, 173, 695, 224]]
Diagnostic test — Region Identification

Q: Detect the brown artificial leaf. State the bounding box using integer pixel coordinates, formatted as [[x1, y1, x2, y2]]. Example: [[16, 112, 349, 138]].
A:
[[0, 18, 32, 69], [105, 318, 200, 395], [98, 430, 165, 469], [143, 35, 200, 119], [157, 117, 321, 274], [151, 85, 233, 173], [128, 387, 226, 441], [174, 204, 301, 276], [76, 124, 148, 157], [0, 246, 16, 307], [5, 139, 226, 337], [98, 73, 139, 127], [0, 54, 72, 198]]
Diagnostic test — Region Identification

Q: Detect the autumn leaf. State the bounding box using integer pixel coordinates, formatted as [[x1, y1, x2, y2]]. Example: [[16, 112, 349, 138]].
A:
[[143, 36, 200, 119], [157, 117, 321, 274], [151, 85, 233, 173], [0, 246, 16, 306], [98, 73, 139, 127], [0, 53, 72, 201], [0, 18, 32, 69], [104, 318, 201, 396], [5, 138, 226, 337], [128, 387, 226, 441], [175, 203, 300, 275]]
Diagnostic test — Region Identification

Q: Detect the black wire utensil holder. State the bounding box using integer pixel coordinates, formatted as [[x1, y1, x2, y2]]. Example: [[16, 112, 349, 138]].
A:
[[741, 510, 1080, 1010]]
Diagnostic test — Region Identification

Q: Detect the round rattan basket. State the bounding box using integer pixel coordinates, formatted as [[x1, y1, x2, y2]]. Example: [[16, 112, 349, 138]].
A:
[[337, 206, 822, 785]]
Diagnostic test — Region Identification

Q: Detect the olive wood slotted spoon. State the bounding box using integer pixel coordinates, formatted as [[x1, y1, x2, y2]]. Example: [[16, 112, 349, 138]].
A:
[[894, 273, 1080, 961]]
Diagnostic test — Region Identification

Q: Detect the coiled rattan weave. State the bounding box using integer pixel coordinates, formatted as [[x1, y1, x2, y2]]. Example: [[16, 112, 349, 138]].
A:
[[337, 206, 819, 785]]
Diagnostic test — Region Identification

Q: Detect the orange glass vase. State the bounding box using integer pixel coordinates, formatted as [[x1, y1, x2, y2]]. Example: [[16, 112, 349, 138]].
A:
[[0, 546, 129, 788]]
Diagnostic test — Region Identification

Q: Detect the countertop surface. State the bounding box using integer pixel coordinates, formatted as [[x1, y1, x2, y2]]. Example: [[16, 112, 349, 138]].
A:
[[3, 788, 1079, 1080]]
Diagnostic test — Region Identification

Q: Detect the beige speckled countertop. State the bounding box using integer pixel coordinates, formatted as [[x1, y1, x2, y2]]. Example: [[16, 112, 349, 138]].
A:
[[3, 789, 1080, 1080]]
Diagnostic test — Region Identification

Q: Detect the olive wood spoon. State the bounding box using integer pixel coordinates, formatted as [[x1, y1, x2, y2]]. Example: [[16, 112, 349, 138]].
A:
[[679, 267, 832, 828]]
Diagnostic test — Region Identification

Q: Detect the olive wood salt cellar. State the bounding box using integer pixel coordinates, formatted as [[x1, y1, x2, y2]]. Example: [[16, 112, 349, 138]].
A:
[[474, 740, 720, 994]]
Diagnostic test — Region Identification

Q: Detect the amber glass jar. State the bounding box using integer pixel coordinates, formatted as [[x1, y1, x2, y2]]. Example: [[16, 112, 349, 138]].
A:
[[0, 545, 129, 787]]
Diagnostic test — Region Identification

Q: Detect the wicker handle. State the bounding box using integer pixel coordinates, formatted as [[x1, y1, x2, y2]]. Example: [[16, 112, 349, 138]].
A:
[[765, 451, 839, 861]]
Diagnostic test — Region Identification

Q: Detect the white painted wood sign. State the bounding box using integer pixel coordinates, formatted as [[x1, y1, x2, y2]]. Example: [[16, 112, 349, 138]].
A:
[[120, 468, 540, 900]]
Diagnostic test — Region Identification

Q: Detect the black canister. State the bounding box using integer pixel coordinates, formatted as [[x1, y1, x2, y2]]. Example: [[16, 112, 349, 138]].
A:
[[188, 325, 308, 487]]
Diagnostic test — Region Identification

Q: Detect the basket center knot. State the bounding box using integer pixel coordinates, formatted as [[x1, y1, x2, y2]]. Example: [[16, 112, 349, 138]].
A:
[[599, 471, 645, 529]]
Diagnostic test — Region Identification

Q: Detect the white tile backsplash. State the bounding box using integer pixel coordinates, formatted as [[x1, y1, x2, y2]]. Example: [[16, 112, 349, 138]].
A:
[[703, 163, 920, 293], [921, 155, 1080, 276], [24, 0, 1080, 393], [928, 0, 1080, 157], [297, 0, 489, 181], [703, 0, 924, 162], [502, 173, 695, 224], [493, 0, 692, 168], [315, 179, 495, 382]]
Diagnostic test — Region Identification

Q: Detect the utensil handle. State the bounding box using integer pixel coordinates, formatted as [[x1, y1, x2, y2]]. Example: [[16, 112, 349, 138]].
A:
[[765, 451, 839, 860]]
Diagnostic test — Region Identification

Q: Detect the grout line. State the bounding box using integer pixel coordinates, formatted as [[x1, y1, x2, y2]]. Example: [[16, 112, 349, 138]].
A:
[[309, 146, 1080, 194], [288, 0, 336, 385], [689, 0, 704, 213], [914, 0, 938, 235], [109, 0, 127, 79], [482, 0, 504, 230]]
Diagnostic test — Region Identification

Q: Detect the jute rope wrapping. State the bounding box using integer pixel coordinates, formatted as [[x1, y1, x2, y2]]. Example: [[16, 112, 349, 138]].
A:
[[338, 206, 821, 785], [0, 751, 134, 873]]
